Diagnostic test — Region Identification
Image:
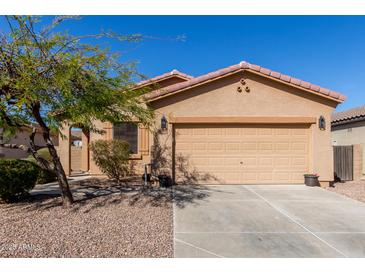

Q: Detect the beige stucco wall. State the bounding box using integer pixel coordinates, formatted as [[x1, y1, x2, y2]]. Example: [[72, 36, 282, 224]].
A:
[[58, 70, 340, 183], [149, 71, 339, 183]]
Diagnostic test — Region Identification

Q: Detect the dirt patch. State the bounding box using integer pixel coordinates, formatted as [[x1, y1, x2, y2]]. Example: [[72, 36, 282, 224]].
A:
[[325, 180, 365, 204], [0, 178, 173, 258]]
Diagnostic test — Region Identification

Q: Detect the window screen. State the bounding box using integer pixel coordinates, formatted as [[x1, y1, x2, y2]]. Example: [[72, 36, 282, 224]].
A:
[[113, 123, 138, 154]]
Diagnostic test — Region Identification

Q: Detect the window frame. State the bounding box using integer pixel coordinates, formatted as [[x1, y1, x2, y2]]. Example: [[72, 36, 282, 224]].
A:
[[112, 122, 141, 159]]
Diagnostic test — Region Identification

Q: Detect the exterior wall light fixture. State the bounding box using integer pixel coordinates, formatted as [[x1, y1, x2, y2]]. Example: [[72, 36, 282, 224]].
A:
[[161, 115, 168, 131], [319, 115, 326, 130]]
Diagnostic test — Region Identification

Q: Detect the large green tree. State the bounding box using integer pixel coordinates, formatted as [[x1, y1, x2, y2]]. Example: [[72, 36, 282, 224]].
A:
[[0, 16, 154, 206]]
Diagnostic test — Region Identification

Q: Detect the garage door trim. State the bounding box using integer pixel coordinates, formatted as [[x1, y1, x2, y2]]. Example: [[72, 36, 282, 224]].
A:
[[169, 116, 316, 124]]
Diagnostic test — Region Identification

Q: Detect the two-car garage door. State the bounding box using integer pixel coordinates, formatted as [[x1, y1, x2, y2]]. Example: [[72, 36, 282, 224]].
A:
[[174, 124, 311, 184]]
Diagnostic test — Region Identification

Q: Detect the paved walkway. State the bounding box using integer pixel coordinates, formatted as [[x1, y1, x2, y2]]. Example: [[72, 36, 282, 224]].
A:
[[31, 175, 94, 195], [173, 185, 365, 258]]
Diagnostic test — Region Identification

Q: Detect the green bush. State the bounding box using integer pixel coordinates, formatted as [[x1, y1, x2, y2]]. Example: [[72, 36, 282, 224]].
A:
[[24, 148, 57, 184], [37, 168, 57, 184], [0, 159, 39, 202], [90, 139, 131, 183]]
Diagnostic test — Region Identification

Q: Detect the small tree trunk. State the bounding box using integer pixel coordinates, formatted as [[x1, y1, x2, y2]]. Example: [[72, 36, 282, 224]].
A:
[[32, 103, 74, 207], [29, 127, 52, 171]]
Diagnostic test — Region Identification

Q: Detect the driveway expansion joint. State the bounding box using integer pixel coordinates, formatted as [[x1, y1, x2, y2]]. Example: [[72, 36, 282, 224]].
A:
[[242, 185, 348, 258]]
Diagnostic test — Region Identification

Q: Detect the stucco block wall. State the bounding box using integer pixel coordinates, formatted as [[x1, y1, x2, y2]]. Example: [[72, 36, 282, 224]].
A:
[[332, 120, 365, 146], [332, 121, 365, 180], [353, 144, 364, 180], [0, 147, 29, 159], [0, 127, 58, 159]]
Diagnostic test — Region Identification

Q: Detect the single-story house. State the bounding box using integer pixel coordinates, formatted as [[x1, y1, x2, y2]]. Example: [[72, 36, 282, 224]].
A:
[[0, 125, 59, 159], [332, 105, 365, 180], [58, 61, 346, 186]]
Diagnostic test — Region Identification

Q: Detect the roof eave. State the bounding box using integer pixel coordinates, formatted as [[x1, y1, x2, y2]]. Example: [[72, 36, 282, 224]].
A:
[[331, 115, 365, 126], [136, 72, 193, 89], [146, 68, 345, 104]]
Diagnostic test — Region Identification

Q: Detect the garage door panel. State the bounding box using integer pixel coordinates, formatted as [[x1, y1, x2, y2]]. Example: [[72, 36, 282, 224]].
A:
[[192, 143, 206, 150], [226, 143, 240, 152], [175, 124, 310, 184], [258, 172, 273, 181], [275, 128, 291, 136], [192, 128, 206, 135], [258, 142, 273, 151], [208, 143, 224, 151], [241, 142, 257, 152], [291, 142, 307, 152], [274, 157, 291, 168], [275, 142, 290, 152], [291, 128, 308, 136], [243, 128, 257, 135], [258, 157, 273, 167], [291, 157, 307, 170], [274, 172, 291, 181], [258, 128, 274, 136], [224, 157, 241, 166], [226, 128, 240, 135], [242, 157, 257, 166]]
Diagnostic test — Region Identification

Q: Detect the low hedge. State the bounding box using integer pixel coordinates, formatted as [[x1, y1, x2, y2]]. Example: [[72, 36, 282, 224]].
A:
[[0, 159, 39, 202]]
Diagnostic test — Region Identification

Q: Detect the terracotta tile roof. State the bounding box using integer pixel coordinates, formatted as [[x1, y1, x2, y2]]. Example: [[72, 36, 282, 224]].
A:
[[145, 61, 346, 102], [137, 69, 193, 87], [332, 105, 365, 123]]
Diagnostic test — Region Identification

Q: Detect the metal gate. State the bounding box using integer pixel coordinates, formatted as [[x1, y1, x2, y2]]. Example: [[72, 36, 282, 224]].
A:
[[333, 145, 353, 181]]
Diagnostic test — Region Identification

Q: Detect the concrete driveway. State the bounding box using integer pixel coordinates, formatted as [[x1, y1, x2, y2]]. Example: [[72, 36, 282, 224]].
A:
[[173, 185, 365, 258]]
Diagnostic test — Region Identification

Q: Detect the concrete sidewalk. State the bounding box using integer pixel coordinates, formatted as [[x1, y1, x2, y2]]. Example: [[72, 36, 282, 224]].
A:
[[31, 175, 93, 195], [174, 185, 365, 258]]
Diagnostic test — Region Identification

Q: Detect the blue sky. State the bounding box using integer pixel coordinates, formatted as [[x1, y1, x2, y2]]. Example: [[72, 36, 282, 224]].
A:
[[2, 16, 365, 111]]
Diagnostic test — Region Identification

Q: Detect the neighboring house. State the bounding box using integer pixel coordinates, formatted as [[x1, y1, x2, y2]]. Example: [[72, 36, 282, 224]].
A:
[[71, 131, 83, 147], [58, 61, 346, 186], [0, 125, 59, 159], [332, 105, 365, 180]]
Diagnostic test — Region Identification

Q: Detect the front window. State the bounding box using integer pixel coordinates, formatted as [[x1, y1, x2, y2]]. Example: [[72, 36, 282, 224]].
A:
[[113, 122, 138, 154]]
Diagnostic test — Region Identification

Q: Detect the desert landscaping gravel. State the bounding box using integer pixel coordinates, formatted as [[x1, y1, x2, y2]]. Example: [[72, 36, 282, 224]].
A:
[[325, 180, 365, 203], [0, 179, 173, 258]]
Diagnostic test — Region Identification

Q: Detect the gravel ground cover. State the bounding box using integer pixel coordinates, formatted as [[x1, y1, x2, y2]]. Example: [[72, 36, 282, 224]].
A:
[[0, 178, 173, 258], [325, 180, 365, 203]]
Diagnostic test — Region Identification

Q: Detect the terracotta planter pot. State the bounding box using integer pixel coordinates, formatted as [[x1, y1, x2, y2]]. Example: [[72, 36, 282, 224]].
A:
[[304, 175, 320, 187]]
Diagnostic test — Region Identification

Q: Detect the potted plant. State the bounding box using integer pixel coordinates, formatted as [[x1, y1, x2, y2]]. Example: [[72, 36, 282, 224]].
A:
[[158, 174, 173, 188], [304, 173, 320, 187]]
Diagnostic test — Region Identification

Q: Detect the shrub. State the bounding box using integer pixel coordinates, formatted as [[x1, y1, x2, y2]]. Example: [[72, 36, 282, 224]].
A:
[[37, 168, 57, 184], [90, 139, 131, 183], [0, 159, 39, 202], [24, 148, 57, 184]]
